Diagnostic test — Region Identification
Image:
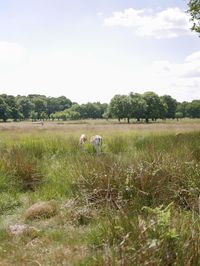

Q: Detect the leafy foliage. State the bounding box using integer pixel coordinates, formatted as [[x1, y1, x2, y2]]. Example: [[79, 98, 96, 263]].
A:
[[188, 0, 200, 35]]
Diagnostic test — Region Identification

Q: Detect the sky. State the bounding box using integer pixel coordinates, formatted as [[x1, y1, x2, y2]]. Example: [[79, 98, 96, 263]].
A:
[[0, 0, 199, 103]]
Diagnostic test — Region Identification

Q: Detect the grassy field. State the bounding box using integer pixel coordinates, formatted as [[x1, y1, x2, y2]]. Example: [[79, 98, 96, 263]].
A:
[[0, 119, 200, 265]]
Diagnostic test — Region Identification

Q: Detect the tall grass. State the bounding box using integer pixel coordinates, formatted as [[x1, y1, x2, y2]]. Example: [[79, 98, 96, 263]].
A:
[[0, 128, 199, 265]]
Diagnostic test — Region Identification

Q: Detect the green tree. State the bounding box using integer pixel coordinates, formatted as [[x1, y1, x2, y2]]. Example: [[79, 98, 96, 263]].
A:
[[175, 112, 183, 121], [30, 111, 38, 121], [53, 111, 67, 121], [0, 94, 23, 121], [102, 107, 112, 120], [47, 96, 72, 117], [17, 97, 35, 119], [57, 96, 72, 111], [52, 109, 81, 121], [188, 0, 200, 35], [109, 95, 134, 123], [121, 95, 133, 123], [32, 98, 47, 120], [84, 103, 102, 119], [186, 100, 200, 118], [50, 113, 56, 121], [96, 102, 108, 117], [142, 92, 167, 122], [11, 106, 24, 121], [68, 103, 103, 119], [129, 93, 147, 121], [0, 97, 11, 122], [176, 101, 189, 117], [109, 95, 125, 122], [70, 104, 87, 119], [47, 97, 59, 117], [40, 111, 48, 120], [65, 110, 81, 120], [161, 95, 177, 119]]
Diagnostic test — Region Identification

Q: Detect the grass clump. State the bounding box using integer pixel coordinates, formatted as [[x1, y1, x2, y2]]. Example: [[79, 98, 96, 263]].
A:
[[25, 201, 58, 220], [1, 146, 43, 191]]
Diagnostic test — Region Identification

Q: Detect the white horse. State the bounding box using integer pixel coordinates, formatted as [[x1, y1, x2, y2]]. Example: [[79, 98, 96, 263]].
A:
[[90, 135, 103, 155], [79, 134, 87, 149]]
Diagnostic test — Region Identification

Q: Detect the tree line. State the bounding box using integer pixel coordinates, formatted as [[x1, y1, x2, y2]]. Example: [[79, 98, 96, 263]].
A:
[[107, 92, 200, 123], [0, 92, 199, 123]]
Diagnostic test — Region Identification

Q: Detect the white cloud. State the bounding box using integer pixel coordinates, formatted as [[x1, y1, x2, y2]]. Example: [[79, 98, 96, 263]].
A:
[[186, 51, 200, 62], [104, 7, 192, 38], [142, 51, 200, 100], [152, 51, 200, 79]]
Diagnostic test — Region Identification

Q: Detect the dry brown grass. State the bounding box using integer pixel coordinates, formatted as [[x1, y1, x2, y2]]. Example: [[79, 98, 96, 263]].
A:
[[0, 119, 199, 136], [25, 201, 58, 220]]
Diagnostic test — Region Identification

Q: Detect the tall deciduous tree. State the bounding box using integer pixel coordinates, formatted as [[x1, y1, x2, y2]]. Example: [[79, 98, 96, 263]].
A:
[[186, 100, 200, 118], [109, 95, 125, 122], [17, 97, 35, 119], [32, 97, 47, 120], [121, 95, 133, 123], [47, 96, 72, 117], [84, 103, 102, 119], [161, 95, 177, 119], [0, 95, 22, 121], [0, 97, 11, 122], [129, 93, 147, 121], [142, 92, 167, 122], [56, 96, 72, 111], [176, 101, 189, 117]]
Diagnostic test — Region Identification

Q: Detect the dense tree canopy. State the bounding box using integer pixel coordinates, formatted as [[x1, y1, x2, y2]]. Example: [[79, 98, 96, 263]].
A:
[[142, 92, 167, 122], [129, 93, 147, 121], [0, 97, 11, 122], [17, 97, 34, 119], [161, 95, 177, 119], [109, 95, 126, 122], [186, 100, 200, 118]]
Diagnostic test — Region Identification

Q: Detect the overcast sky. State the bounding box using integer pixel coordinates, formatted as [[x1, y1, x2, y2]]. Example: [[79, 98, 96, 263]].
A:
[[0, 0, 199, 103]]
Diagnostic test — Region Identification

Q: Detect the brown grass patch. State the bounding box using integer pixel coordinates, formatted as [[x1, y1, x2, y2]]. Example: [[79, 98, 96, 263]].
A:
[[25, 201, 58, 220]]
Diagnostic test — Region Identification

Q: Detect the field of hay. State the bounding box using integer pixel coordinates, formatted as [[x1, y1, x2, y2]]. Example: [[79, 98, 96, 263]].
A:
[[0, 119, 200, 265]]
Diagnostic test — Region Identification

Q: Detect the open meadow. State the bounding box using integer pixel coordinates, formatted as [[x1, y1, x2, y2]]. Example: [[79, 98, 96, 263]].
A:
[[0, 119, 200, 265]]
